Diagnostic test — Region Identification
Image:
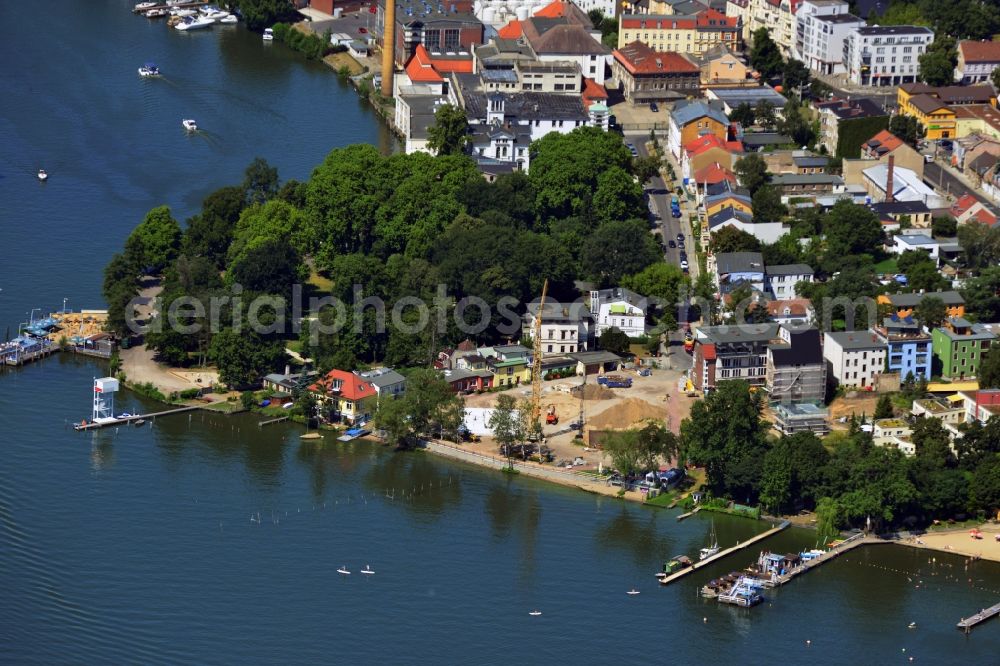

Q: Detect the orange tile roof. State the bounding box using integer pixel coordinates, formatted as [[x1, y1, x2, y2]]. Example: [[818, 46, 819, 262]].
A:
[[533, 0, 570, 18], [684, 133, 726, 156], [405, 44, 443, 83], [498, 19, 523, 39], [613, 41, 699, 75], [429, 54, 474, 73], [866, 129, 903, 153], [693, 163, 736, 184], [952, 193, 979, 214], [959, 40, 1000, 64], [766, 299, 811, 318], [316, 369, 377, 402], [582, 77, 608, 106]]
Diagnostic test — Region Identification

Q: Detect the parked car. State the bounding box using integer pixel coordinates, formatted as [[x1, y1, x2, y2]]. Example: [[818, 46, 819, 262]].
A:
[[676, 233, 685, 241], [939, 139, 954, 151], [677, 241, 685, 249], [680, 259, 689, 269], [626, 142, 639, 157], [668, 240, 676, 248], [679, 251, 687, 260], [924, 154, 934, 163]]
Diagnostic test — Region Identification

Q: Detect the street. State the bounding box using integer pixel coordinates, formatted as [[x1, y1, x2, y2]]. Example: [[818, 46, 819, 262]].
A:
[[923, 160, 1000, 214]]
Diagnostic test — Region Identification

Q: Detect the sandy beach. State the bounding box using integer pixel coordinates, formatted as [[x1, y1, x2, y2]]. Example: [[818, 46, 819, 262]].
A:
[[902, 524, 1000, 563]]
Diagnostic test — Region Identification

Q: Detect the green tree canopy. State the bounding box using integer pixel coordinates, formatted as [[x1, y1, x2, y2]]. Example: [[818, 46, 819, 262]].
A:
[[426, 104, 469, 156], [888, 115, 926, 147], [581, 219, 662, 286], [592, 166, 644, 224], [729, 102, 755, 128], [712, 225, 762, 253], [918, 49, 956, 86], [751, 184, 787, 222], [126, 206, 182, 274], [598, 326, 631, 355], [210, 328, 285, 387], [749, 27, 783, 79], [915, 295, 947, 329], [242, 157, 280, 206], [734, 153, 769, 195], [979, 344, 1000, 390], [376, 368, 465, 448]]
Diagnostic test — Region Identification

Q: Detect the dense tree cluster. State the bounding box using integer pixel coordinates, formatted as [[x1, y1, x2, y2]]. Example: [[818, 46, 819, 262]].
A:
[[680, 380, 1000, 530]]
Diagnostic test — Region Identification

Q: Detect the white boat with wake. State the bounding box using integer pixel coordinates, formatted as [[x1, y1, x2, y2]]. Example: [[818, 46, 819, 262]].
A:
[[37, 169, 48, 181], [138, 62, 160, 77], [182, 119, 197, 131], [262, 27, 274, 41]]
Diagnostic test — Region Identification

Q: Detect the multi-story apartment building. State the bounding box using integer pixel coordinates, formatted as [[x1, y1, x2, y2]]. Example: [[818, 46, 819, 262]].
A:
[[822, 330, 887, 389], [691, 323, 779, 391], [618, 9, 742, 57], [794, 2, 863, 74], [874, 315, 932, 382], [956, 40, 1000, 85], [843, 25, 934, 87], [588, 287, 652, 338], [726, 0, 796, 53], [931, 317, 996, 381], [522, 300, 593, 354], [612, 42, 701, 103], [765, 327, 826, 404]]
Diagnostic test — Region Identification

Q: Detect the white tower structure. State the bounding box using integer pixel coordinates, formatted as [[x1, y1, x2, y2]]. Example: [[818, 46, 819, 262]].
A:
[[92, 377, 119, 422]]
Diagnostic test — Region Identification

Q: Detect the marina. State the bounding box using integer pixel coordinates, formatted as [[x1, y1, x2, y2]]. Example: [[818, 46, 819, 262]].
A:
[[957, 601, 1000, 633], [656, 520, 790, 585], [73, 405, 201, 431]]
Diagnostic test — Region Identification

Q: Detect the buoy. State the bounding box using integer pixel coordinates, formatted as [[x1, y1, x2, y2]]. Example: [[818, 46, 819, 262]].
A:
[[703, 617, 707, 623], [806, 640, 811, 646]]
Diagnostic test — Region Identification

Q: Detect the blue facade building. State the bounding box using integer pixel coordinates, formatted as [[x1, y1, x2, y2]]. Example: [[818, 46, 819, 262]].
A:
[[875, 316, 932, 382]]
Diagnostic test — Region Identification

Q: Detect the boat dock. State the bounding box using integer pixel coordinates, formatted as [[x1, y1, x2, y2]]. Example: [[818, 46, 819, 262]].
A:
[[676, 506, 701, 521], [658, 520, 790, 585], [132, 1, 208, 13], [957, 601, 1000, 634], [74, 405, 201, 430], [258, 416, 289, 427], [770, 532, 878, 586]]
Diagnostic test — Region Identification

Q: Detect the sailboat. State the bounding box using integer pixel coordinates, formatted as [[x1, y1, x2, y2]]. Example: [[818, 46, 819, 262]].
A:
[[699, 521, 720, 560], [360, 565, 375, 575], [337, 566, 351, 575]]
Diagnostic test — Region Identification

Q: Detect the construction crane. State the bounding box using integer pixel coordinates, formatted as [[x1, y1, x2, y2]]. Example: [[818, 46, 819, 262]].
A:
[[530, 279, 549, 437]]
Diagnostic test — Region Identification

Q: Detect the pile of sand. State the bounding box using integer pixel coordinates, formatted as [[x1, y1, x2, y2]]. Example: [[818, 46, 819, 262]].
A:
[[571, 384, 616, 401], [586, 398, 666, 431]]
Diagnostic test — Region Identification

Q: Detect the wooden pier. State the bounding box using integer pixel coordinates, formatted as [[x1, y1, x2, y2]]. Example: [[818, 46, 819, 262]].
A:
[[132, 1, 208, 13], [676, 506, 701, 522], [770, 532, 878, 586], [657, 520, 790, 585], [258, 416, 289, 427], [73, 405, 201, 430], [957, 601, 1000, 634]]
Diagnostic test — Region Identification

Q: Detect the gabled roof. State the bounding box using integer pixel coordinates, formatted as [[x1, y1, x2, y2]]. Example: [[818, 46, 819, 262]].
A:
[[909, 94, 950, 115], [705, 188, 752, 206], [498, 19, 523, 39], [766, 264, 813, 277], [684, 133, 731, 157], [613, 41, 699, 75], [405, 44, 444, 83], [671, 99, 728, 128], [886, 291, 965, 308], [522, 18, 608, 55], [708, 205, 752, 228], [715, 251, 765, 274], [315, 369, 377, 401], [766, 299, 812, 319], [581, 77, 608, 106], [865, 129, 904, 154], [899, 83, 996, 105], [693, 162, 736, 184], [959, 40, 1000, 64]]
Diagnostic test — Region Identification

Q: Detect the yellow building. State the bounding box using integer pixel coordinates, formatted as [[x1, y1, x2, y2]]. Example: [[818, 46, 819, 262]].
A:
[[903, 94, 957, 140], [618, 9, 741, 56], [483, 344, 533, 387], [877, 291, 966, 321], [705, 191, 752, 216], [897, 83, 997, 140]]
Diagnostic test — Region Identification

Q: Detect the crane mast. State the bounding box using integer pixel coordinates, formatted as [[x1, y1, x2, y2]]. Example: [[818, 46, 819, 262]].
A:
[[531, 279, 549, 432]]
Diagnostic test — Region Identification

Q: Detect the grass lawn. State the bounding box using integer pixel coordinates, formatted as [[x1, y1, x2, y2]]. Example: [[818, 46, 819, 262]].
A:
[[286, 339, 304, 354], [873, 257, 898, 274], [645, 491, 677, 507], [307, 271, 334, 292]]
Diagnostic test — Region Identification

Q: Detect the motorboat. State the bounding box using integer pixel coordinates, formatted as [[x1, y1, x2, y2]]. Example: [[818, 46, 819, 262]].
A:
[[135, 2, 157, 10], [219, 13, 238, 23], [336, 566, 350, 575], [145, 8, 168, 18], [170, 8, 196, 17], [200, 7, 229, 21], [360, 565, 374, 575], [528, 611, 542, 616], [138, 63, 161, 77], [175, 16, 214, 30], [262, 27, 274, 41], [37, 169, 48, 181], [626, 589, 640, 596], [699, 521, 720, 561], [182, 119, 197, 131]]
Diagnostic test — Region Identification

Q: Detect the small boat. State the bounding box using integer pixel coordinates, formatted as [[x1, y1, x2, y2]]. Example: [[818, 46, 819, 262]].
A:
[[135, 1, 157, 10], [908, 622, 917, 629], [145, 8, 168, 18], [117, 412, 132, 419], [337, 566, 351, 575], [361, 565, 374, 575], [138, 63, 161, 77], [699, 521, 720, 561], [37, 169, 48, 181], [175, 15, 214, 30], [263, 27, 274, 41], [219, 13, 238, 23], [170, 8, 196, 17], [626, 589, 640, 596], [182, 119, 197, 131], [134, 419, 146, 427], [528, 610, 542, 616]]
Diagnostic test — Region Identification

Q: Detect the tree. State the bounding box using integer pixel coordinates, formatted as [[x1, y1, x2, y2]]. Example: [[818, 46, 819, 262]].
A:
[[103, 252, 140, 335], [874, 394, 894, 420], [915, 295, 947, 330], [603, 420, 678, 477], [489, 393, 525, 468], [905, 260, 949, 293], [888, 115, 926, 147], [780, 100, 816, 148], [729, 102, 755, 128], [759, 432, 828, 514], [426, 104, 469, 156], [782, 58, 810, 93], [712, 225, 762, 253], [183, 186, 246, 268], [751, 184, 787, 222], [229, 236, 302, 301], [125, 206, 182, 274], [919, 50, 955, 86], [209, 328, 285, 387], [962, 267, 1000, 323], [631, 155, 662, 184], [581, 219, 662, 285], [931, 215, 957, 238], [821, 200, 883, 269], [971, 454, 1000, 514], [376, 369, 464, 448], [233, 0, 297, 32], [957, 222, 1000, 269], [242, 157, 280, 206], [980, 344, 1000, 390], [734, 153, 769, 195], [622, 262, 685, 329], [754, 100, 777, 130], [598, 326, 631, 355], [749, 27, 783, 79], [592, 166, 645, 223]]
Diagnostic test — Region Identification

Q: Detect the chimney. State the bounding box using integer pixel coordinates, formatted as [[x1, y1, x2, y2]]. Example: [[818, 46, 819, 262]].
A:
[[381, 0, 396, 98], [885, 154, 894, 203]]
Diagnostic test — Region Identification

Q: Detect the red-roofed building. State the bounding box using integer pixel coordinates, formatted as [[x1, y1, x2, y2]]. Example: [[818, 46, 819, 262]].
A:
[[951, 193, 998, 227], [693, 162, 737, 187], [681, 133, 741, 182], [956, 40, 1000, 84], [497, 19, 523, 39], [860, 129, 925, 176], [611, 41, 700, 102], [618, 9, 740, 56], [311, 369, 378, 424], [581, 77, 608, 109], [405, 44, 444, 84]]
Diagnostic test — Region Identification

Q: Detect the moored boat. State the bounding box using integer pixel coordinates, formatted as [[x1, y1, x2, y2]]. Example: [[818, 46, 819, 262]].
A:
[[138, 62, 161, 77], [135, 1, 157, 11], [699, 521, 720, 561], [175, 15, 214, 30], [37, 169, 48, 181], [262, 27, 274, 41], [219, 13, 238, 23], [145, 8, 168, 18]]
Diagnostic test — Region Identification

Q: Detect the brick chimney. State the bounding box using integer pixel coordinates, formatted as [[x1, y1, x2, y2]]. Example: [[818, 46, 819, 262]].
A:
[[380, 0, 396, 98], [885, 154, 895, 204]]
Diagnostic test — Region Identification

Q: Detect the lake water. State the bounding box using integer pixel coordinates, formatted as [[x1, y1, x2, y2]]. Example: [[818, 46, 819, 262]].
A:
[[1, 2, 999, 664]]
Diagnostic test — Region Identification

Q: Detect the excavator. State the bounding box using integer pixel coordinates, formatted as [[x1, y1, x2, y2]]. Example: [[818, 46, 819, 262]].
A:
[[545, 405, 558, 425]]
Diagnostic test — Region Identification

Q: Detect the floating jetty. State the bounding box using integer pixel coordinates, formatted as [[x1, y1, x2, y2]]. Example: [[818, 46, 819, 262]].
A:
[[766, 531, 877, 586], [258, 416, 289, 427], [676, 506, 701, 522], [74, 405, 201, 430], [957, 601, 1000, 634], [657, 520, 790, 585]]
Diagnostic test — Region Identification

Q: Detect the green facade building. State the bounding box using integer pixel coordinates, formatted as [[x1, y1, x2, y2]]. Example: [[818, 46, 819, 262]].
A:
[[930, 317, 996, 381]]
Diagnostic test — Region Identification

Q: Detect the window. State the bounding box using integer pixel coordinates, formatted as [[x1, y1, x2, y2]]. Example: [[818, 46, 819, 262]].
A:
[[443, 28, 460, 50]]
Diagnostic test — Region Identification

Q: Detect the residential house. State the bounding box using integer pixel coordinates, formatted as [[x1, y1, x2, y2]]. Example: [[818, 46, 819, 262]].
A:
[[843, 25, 934, 87], [815, 97, 889, 156], [897, 83, 998, 140], [708, 206, 789, 244], [589, 287, 651, 338], [766, 298, 813, 325], [823, 329, 887, 389], [956, 40, 1000, 84], [891, 231, 941, 265], [766, 326, 827, 404], [911, 397, 966, 428], [964, 151, 1000, 190], [442, 367, 494, 393], [874, 315, 933, 382], [522, 300, 593, 354], [692, 162, 737, 190], [901, 94, 957, 141], [357, 367, 407, 404], [612, 42, 700, 104], [931, 317, 996, 380], [617, 9, 742, 57], [705, 85, 788, 116], [959, 389, 1000, 424], [704, 185, 753, 216], [739, 132, 793, 152], [312, 369, 378, 425], [691, 323, 779, 391], [680, 133, 742, 184], [953, 105, 1000, 142], [483, 344, 533, 386], [869, 201, 932, 229], [695, 44, 751, 88], [951, 193, 998, 227], [872, 418, 916, 456], [794, 1, 864, 75], [765, 264, 813, 300], [897, 83, 997, 112], [861, 129, 925, 176], [667, 98, 730, 159], [879, 291, 966, 320], [263, 369, 319, 395], [520, 13, 612, 84], [762, 150, 829, 175], [713, 251, 766, 292]]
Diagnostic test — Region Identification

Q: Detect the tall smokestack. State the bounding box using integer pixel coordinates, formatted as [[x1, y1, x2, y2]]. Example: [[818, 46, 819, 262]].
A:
[[885, 154, 895, 204], [381, 0, 396, 98]]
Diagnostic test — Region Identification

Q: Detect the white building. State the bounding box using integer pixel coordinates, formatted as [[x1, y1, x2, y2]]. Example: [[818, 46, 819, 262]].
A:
[[357, 368, 407, 403], [891, 231, 940, 264], [793, 0, 864, 75], [764, 264, 813, 300], [872, 419, 915, 455], [822, 330, 887, 389], [862, 163, 948, 209], [727, 0, 795, 54], [588, 287, 651, 337], [707, 207, 790, 244], [843, 25, 934, 87], [522, 300, 594, 354]]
